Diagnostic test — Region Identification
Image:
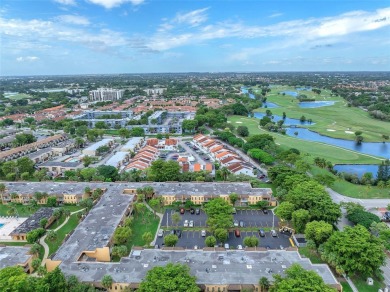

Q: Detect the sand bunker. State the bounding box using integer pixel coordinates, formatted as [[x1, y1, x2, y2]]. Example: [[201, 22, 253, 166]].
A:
[[235, 121, 242, 124], [327, 129, 336, 132], [345, 131, 354, 134]]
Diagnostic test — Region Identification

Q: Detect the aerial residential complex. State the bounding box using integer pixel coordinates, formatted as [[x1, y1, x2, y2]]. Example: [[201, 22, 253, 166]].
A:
[[0, 182, 340, 291]]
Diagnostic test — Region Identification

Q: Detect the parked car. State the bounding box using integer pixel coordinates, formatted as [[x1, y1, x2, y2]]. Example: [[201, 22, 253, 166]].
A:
[[189, 220, 194, 228], [263, 209, 269, 214], [237, 245, 243, 250], [232, 208, 237, 214], [224, 243, 230, 249], [201, 230, 206, 237], [184, 220, 189, 227], [195, 208, 200, 215], [235, 229, 240, 237], [190, 208, 195, 214], [180, 208, 185, 214], [271, 230, 277, 237], [259, 229, 265, 237], [157, 229, 164, 237], [176, 230, 182, 238], [170, 229, 176, 235], [233, 220, 239, 227], [154, 244, 159, 249], [239, 221, 245, 228]]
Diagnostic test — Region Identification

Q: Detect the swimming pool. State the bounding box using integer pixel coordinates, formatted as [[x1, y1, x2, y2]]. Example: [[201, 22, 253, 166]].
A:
[[0, 223, 4, 229]]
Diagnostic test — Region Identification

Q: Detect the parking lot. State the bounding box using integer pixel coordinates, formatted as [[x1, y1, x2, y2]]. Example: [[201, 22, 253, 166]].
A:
[[161, 209, 279, 228], [179, 141, 212, 164], [155, 230, 291, 250]]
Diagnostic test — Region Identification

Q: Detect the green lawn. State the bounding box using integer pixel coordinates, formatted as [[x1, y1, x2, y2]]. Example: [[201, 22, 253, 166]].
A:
[[341, 282, 354, 292], [252, 85, 390, 142], [4, 93, 31, 100], [0, 241, 29, 246], [298, 247, 325, 264], [352, 276, 384, 292], [228, 115, 382, 164], [126, 206, 159, 249], [45, 213, 80, 256], [310, 166, 390, 199]]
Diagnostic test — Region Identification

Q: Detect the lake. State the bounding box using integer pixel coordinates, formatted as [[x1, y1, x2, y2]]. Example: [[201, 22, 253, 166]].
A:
[[280, 91, 298, 97], [253, 112, 314, 126], [285, 128, 390, 159], [299, 101, 335, 108], [333, 164, 379, 179]]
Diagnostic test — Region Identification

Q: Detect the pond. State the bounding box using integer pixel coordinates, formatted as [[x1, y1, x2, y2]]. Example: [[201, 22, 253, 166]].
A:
[[253, 112, 314, 126], [299, 101, 335, 108], [333, 164, 379, 179], [285, 128, 390, 159], [280, 91, 298, 97]]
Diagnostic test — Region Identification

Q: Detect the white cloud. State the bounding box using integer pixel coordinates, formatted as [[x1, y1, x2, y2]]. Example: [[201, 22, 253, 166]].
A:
[[87, 0, 144, 9], [54, 0, 76, 5], [57, 15, 90, 25], [16, 56, 39, 62], [269, 13, 283, 18], [173, 8, 209, 27]]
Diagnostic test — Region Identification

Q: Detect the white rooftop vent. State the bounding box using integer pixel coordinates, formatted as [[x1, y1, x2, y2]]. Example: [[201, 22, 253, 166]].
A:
[[246, 265, 252, 269], [282, 265, 287, 269], [143, 264, 149, 268], [211, 265, 217, 269]]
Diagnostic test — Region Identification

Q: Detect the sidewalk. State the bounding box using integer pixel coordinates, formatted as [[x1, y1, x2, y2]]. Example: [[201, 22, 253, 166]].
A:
[[144, 201, 163, 246]]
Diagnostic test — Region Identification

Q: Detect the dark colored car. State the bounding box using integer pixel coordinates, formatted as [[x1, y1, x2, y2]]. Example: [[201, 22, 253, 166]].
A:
[[180, 208, 185, 214], [235, 229, 241, 237], [259, 229, 265, 237], [176, 230, 182, 238], [170, 230, 176, 235], [190, 208, 195, 214], [263, 209, 268, 214], [195, 209, 200, 215]]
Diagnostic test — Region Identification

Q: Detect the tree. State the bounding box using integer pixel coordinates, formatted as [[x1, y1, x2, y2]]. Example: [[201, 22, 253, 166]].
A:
[[40, 218, 48, 229], [219, 166, 230, 181], [243, 236, 259, 247], [275, 202, 295, 221], [291, 209, 310, 233], [205, 236, 217, 247], [259, 277, 270, 291], [313, 174, 335, 187], [47, 196, 57, 207], [82, 155, 93, 167], [123, 217, 133, 228], [101, 274, 113, 289], [111, 245, 128, 258], [237, 126, 249, 137], [142, 231, 153, 246], [256, 200, 269, 210], [26, 228, 45, 243], [321, 225, 385, 277], [204, 198, 233, 231], [171, 212, 181, 227], [16, 157, 35, 175], [34, 169, 48, 181], [119, 128, 131, 139], [131, 127, 145, 137], [46, 230, 58, 243], [214, 228, 228, 243], [31, 258, 41, 271], [139, 263, 199, 292], [97, 165, 119, 181], [164, 234, 178, 247], [271, 264, 336, 292], [0, 266, 28, 292], [113, 227, 132, 244], [229, 193, 239, 206], [29, 243, 41, 256], [305, 220, 333, 248]]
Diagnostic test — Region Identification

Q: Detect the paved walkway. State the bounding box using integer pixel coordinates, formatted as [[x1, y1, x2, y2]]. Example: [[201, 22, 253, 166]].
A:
[[143, 201, 163, 246], [40, 208, 85, 267]]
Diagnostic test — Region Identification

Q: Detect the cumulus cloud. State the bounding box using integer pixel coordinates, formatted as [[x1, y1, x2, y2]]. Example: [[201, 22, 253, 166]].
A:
[[87, 0, 144, 9], [56, 15, 90, 25], [269, 13, 283, 18], [16, 56, 39, 62], [54, 0, 76, 5]]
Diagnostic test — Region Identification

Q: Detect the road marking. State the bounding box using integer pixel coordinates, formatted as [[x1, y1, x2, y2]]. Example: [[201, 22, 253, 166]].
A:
[[289, 238, 295, 247]]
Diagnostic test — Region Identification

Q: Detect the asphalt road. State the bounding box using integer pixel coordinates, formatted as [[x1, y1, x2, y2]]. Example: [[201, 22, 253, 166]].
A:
[[327, 187, 390, 209]]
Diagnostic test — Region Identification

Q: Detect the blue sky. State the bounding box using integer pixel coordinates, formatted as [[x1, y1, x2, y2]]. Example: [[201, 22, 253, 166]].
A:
[[0, 0, 389, 75]]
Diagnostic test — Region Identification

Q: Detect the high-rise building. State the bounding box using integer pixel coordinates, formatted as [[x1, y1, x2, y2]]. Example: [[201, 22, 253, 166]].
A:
[[89, 88, 124, 101]]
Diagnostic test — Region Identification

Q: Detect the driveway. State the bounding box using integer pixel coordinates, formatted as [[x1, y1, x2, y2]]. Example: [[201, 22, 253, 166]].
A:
[[179, 141, 210, 164]]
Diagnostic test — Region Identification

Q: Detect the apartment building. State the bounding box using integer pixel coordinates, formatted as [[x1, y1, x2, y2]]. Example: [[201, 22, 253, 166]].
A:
[[82, 138, 115, 156], [89, 88, 125, 102], [0, 246, 35, 273]]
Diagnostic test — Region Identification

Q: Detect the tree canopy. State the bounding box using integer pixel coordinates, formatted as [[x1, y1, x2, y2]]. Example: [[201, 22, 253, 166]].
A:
[[139, 263, 199, 292], [203, 198, 233, 231]]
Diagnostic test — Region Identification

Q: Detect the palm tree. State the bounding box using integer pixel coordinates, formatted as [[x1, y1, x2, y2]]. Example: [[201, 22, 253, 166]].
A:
[[220, 167, 230, 181], [143, 186, 155, 200], [259, 276, 270, 291], [46, 230, 58, 243], [101, 275, 113, 290], [29, 243, 41, 257]]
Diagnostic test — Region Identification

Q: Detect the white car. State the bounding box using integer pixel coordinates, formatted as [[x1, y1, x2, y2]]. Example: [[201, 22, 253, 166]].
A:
[[224, 243, 230, 249], [201, 230, 206, 237], [237, 245, 243, 250], [157, 229, 164, 237], [184, 220, 189, 227], [189, 220, 194, 227]]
